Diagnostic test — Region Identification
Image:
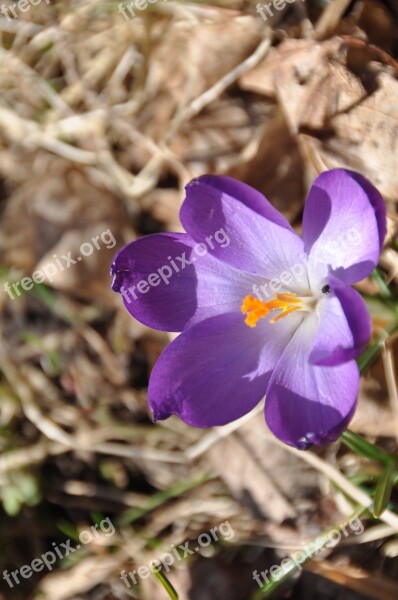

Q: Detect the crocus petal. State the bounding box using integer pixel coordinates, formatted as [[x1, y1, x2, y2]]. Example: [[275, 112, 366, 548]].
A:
[[149, 311, 303, 427], [309, 276, 371, 366], [195, 175, 295, 231], [265, 314, 359, 449], [302, 169, 386, 287], [180, 176, 309, 291], [111, 232, 265, 332]]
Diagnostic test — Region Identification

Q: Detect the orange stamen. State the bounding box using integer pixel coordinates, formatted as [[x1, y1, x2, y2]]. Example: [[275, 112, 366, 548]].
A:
[[241, 293, 303, 328]]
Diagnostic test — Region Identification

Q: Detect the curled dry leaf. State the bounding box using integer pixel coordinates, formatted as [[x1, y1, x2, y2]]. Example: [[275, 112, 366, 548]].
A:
[[240, 36, 398, 201]]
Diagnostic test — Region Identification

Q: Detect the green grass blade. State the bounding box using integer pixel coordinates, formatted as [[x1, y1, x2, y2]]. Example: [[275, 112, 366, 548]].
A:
[[373, 460, 396, 518], [340, 430, 394, 466], [151, 566, 179, 600]]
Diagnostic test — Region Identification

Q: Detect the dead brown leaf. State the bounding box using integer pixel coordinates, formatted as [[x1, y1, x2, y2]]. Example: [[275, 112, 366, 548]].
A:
[[240, 36, 398, 201]]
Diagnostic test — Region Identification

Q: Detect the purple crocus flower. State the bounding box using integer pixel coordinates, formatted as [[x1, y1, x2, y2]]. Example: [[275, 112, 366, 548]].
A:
[[111, 170, 385, 449]]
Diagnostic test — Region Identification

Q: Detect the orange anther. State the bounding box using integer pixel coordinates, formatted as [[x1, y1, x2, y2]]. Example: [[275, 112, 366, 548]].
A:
[[241, 292, 303, 327]]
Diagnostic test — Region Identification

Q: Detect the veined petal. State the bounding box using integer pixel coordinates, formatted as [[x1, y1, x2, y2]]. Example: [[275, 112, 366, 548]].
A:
[[194, 175, 295, 231], [309, 276, 371, 366], [111, 232, 265, 332], [149, 311, 303, 427], [180, 176, 309, 292], [265, 314, 359, 449], [302, 169, 386, 287]]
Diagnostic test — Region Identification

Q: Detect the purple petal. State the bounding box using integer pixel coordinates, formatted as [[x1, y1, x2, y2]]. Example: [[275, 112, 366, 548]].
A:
[[309, 276, 371, 366], [196, 175, 295, 231], [302, 169, 386, 287], [111, 232, 264, 332], [265, 314, 359, 449], [180, 176, 308, 291], [149, 311, 303, 427]]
